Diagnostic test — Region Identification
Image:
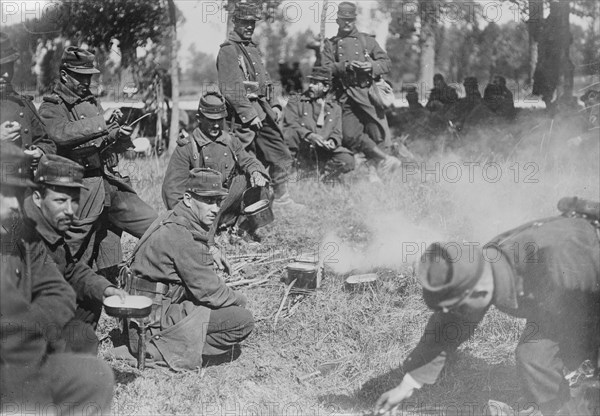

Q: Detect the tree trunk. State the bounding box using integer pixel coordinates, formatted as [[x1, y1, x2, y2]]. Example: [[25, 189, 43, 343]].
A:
[[168, 0, 179, 155], [527, 0, 542, 87], [419, 22, 435, 89]]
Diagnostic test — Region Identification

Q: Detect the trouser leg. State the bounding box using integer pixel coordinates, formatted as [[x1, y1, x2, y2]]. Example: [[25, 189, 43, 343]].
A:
[[515, 322, 571, 414], [61, 315, 100, 355], [207, 174, 247, 243], [253, 118, 293, 198], [43, 353, 114, 416], [105, 188, 158, 238], [202, 306, 255, 356], [319, 149, 355, 181]]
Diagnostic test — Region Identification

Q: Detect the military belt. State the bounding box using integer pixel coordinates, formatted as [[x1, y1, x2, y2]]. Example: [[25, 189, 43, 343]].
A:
[[130, 275, 170, 296]]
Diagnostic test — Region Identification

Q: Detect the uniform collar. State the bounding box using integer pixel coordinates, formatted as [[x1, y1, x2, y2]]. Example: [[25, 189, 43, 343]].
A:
[[172, 202, 210, 243], [337, 27, 360, 39], [192, 127, 228, 147], [23, 196, 63, 247], [54, 81, 96, 105], [228, 31, 256, 46], [300, 91, 335, 104]]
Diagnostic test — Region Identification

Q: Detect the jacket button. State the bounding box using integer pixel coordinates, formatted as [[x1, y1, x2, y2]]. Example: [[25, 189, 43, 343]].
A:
[[224, 152, 227, 156], [225, 164, 229, 168], [23, 128, 29, 133], [98, 127, 102, 131], [19, 112, 24, 117], [301, 123, 304, 126], [303, 112, 307, 115], [355, 52, 359, 55], [205, 156, 208, 159], [154, 335, 160, 340]]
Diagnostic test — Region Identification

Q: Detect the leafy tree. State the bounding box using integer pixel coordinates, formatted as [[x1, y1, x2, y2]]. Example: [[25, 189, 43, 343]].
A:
[[185, 44, 218, 85]]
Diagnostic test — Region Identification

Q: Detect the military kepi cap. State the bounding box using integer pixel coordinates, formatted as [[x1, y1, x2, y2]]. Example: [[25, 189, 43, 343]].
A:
[[198, 92, 227, 120], [307, 66, 331, 83], [0, 32, 20, 65], [337, 2, 357, 19], [0, 142, 35, 188], [417, 242, 484, 310], [233, 2, 261, 21], [186, 168, 228, 197], [34, 155, 84, 188], [61, 46, 100, 74]]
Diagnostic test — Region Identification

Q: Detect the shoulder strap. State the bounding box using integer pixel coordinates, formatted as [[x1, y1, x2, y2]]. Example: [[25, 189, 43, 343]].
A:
[[356, 33, 370, 60], [124, 212, 171, 267], [233, 42, 257, 81]]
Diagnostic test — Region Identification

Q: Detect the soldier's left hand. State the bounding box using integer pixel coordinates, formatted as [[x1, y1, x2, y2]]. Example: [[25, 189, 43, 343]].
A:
[[118, 125, 134, 139], [272, 106, 283, 123], [103, 286, 128, 303], [250, 171, 268, 187], [210, 246, 231, 275], [323, 139, 336, 150]]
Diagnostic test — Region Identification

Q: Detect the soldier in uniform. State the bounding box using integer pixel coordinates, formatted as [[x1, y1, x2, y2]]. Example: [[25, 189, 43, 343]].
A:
[[425, 73, 459, 113], [376, 203, 600, 416], [162, 92, 269, 243], [126, 168, 255, 371], [0, 32, 55, 166], [217, 3, 299, 206], [322, 2, 401, 174], [483, 75, 516, 119], [22, 155, 128, 353], [283, 66, 355, 182], [0, 143, 114, 414], [39, 46, 158, 275]]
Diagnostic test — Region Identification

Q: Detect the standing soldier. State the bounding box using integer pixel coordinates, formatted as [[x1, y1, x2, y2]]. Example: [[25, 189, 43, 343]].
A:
[[39, 46, 157, 274], [217, 2, 300, 207], [0, 32, 55, 166], [322, 2, 401, 175], [283, 66, 355, 183]]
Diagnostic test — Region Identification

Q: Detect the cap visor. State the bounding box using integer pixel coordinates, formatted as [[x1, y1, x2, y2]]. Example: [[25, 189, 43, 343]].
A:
[[68, 67, 100, 74], [200, 112, 227, 120], [43, 180, 85, 188], [189, 189, 229, 197]]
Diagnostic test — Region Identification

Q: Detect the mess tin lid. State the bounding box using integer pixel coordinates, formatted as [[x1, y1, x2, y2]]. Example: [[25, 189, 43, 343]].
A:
[[287, 262, 318, 272]]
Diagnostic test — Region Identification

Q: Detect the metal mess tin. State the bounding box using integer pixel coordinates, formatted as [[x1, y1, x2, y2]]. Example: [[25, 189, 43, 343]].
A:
[[103, 295, 153, 318], [285, 261, 319, 289]]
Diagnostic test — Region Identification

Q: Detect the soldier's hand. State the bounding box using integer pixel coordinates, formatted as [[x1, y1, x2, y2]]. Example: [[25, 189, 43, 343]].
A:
[[272, 106, 283, 123], [250, 171, 268, 187], [103, 286, 129, 303], [374, 377, 418, 415], [104, 109, 123, 124], [250, 116, 263, 130], [307, 133, 326, 147], [24, 146, 44, 168], [118, 125, 134, 139], [0, 121, 21, 142], [210, 246, 231, 275], [323, 139, 336, 150]]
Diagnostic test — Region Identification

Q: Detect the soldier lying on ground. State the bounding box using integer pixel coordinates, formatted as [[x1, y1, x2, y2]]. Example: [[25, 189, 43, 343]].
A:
[[22, 155, 128, 354], [124, 169, 254, 371], [0, 143, 114, 414], [283, 66, 355, 183], [162, 91, 269, 245], [376, 199, 600, 416]]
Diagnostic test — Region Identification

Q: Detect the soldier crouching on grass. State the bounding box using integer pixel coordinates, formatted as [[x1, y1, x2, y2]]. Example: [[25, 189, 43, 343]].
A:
[[283, 66, 355, 184], [22, 155, 128, 354], [376, 201, 600, 416], [162, 91, 269, 246], [124, 168, 254, 370]]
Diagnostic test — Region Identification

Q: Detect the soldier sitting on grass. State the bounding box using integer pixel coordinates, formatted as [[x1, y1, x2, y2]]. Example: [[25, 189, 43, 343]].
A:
[[125, 168, 254, 370]]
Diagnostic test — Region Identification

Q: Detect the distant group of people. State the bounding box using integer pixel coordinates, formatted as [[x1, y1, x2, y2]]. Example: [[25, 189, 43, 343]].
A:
[[1, 1, 599, 415]]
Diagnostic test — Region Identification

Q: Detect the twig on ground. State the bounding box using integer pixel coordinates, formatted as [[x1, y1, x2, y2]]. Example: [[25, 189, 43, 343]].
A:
[[273, 278, 296, 329]]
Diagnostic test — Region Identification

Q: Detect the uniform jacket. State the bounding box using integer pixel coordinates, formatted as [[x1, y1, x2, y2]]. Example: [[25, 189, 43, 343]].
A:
[[283, 92, 343, 148], [0, 84, 56, 155], [403, 216, 600, 384], [130, 203, 246, 370], [23, 197, 113, 304], [0, 222, 77, 398], [162, 128, 268, 210], [426, 84, 459, 109], [217, 31, 277, 126], [322, 28, 391, 140]]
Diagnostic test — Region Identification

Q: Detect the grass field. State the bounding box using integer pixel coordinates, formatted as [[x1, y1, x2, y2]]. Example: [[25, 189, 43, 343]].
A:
[[98, 109, 599, 415]]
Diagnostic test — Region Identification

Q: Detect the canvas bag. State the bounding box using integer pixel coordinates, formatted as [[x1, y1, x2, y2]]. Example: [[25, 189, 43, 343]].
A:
[[357, 34, 395, 110]]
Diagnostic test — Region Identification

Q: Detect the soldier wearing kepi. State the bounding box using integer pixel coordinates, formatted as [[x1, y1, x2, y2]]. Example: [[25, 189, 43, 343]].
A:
[[322, 2, 401, 175], [375, 203, 600, 416], [162, 91, 269, 243], [283, 66, 355, 183], [0, 143, 114, 414], [0, 32, 56, 165], [217, 3, 299, 207], [22, 155, 128, 353], [39, 46, 157, 273], [126, 168, 255, 370]]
